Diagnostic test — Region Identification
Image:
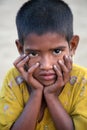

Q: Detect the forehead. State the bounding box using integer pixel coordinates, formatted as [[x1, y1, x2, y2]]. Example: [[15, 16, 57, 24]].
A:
[[24, 33, 68, 49]]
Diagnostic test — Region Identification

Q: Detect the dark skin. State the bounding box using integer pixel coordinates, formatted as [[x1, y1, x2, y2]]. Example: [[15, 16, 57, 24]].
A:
[[12, 33, 79, 130]]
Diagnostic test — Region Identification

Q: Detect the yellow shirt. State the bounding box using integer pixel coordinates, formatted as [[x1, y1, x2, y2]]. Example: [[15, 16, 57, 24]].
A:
[[0, 64, 87, 130]]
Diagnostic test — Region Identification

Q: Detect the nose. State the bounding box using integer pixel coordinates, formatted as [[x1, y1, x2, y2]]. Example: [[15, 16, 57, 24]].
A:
[[39, 55, 53, 70]]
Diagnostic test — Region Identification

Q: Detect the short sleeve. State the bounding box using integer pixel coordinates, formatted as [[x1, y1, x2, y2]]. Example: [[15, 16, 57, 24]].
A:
[[0, 69, 25, 130], [59, 65, 87, 130], [71, 75, 87, 130], [72, 97, 87, 129]]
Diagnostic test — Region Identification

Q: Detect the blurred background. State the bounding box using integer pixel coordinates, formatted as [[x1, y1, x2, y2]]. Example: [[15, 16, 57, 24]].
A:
[[0, 0, 87, 87]]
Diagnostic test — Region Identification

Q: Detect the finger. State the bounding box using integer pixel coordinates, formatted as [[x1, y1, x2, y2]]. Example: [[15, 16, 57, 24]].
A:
[[28, 62, 39, 76], [17, 63, 40, 85], [58, 60, 68, 73], [13, 54, 27, 66], [63, 55, 72, 71], [58, 60, 70, 83], [44, 65, 64, 94], [27, 63, 43, 88], [16, 56, 29, 67], [53, 65, 64, 86], [16, 56, 29, 72]]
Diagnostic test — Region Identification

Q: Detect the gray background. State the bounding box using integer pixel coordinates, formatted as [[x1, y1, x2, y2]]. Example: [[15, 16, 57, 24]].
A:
[[0, 0, 87, 87]]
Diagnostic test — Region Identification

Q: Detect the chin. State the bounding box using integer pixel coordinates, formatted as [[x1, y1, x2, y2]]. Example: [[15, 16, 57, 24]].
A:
[[40, 80, 55, 87]]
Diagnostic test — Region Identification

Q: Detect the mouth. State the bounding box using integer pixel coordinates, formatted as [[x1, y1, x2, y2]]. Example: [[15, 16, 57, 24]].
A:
[[39, 72, 56, 81]]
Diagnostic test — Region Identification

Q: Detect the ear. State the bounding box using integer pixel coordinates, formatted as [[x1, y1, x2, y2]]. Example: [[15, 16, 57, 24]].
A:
[[15, 40, 24, 55], [69, 35, 79, 57]]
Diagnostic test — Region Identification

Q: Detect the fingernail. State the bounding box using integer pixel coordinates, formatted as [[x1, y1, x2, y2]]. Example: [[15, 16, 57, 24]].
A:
[[58, 60, 62, 64], [65, 55, 68, 59], [23, 54, 26, 57], [26, 56, 29, 59], [69, 56, 72, 60], [36, 62, 39, 66], [53, 65, 57, 69]]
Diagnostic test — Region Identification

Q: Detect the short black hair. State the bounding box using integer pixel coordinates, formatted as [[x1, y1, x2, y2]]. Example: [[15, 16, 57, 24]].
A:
[[16, 0, 73, 45]]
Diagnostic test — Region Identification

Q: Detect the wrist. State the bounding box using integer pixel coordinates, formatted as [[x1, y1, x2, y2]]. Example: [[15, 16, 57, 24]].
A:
[[44, 86, 64, 98], [44, 89, 57, 100], [31, 87, 43, 97]]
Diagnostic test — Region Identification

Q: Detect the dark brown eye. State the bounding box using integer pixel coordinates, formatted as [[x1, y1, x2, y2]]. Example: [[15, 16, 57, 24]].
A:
[[53, 49, 62, 55], [28, 51, 38, 57]]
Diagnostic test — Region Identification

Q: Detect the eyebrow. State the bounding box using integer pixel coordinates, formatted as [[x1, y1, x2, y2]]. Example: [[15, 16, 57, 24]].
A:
[[25, 48, 40, 52], [25, 46, 66, 52], [50, 46, 67, 50]]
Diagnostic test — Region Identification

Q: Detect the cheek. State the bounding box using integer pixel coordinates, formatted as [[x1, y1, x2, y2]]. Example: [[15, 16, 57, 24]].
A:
[[27, 58, 39, 78], [60, 50, 70, 61], [55, 55, 63, 63], [28, 58, 39, 67]]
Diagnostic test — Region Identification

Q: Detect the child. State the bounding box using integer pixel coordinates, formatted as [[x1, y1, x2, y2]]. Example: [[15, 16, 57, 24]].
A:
[[0, 0, 87, 130]]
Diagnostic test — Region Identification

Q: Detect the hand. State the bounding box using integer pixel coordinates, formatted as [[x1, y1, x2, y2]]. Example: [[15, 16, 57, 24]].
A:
[[13, 54, 43, 91], [44, 55, 72, 96]]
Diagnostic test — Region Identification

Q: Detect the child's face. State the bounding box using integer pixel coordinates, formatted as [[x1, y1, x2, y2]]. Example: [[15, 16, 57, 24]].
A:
[[16, 33, 79, 86]]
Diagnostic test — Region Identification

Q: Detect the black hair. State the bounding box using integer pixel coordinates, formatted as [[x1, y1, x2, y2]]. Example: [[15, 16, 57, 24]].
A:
[[16, 0, 73, 45]]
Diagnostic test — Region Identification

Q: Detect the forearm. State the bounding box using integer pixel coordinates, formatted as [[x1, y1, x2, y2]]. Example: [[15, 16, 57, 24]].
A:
[[11, 89, 43, 130], [44, 93, 74, 130]]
